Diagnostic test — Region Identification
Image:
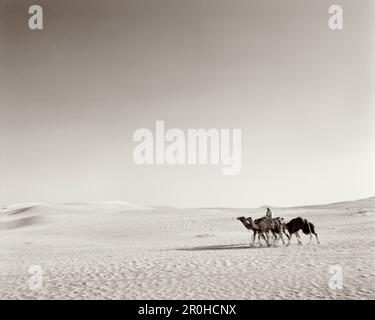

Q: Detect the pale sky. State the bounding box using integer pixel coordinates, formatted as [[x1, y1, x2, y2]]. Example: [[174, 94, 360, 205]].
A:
[[1, 0, 374, 207]]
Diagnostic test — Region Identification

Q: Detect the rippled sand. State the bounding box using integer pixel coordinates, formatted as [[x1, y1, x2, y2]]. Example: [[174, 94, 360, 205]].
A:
[[1, 198, 374, 299]]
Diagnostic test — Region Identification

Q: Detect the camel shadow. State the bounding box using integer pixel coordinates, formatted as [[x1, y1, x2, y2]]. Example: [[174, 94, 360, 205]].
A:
[[175, 243, 265, 251]]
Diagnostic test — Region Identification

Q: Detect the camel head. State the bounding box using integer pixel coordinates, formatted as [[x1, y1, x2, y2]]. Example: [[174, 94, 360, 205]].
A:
[[237, 216, 253, 229], [246, 217, 256, 228]]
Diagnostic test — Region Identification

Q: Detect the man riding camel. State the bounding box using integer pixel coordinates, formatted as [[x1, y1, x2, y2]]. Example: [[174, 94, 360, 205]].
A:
[[265, 207, 273, 218]]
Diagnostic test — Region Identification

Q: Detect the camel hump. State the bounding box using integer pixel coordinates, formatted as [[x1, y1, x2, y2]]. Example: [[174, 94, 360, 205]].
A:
[[302, 222, 311, 234], [254, 216, 267, 223]]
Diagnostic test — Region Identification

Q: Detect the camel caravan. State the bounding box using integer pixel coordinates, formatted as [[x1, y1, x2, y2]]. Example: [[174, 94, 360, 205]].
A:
[[237, 208, 320, 247]]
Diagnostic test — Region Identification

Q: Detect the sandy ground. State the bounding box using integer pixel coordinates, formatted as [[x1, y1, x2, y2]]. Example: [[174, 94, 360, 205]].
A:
[[0, 198, 374, 300]]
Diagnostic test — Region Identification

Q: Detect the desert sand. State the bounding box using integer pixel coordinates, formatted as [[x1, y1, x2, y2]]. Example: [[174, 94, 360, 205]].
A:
[[1, 198, 374, 300]]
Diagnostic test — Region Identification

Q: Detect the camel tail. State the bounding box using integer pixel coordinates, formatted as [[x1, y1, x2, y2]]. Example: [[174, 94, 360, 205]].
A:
[[309, 222, 316, 234], [302, 221, 315, 235]]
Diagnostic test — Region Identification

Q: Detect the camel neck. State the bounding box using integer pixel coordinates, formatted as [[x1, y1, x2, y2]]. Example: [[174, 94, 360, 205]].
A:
[[240, 219, 251, 229], [248, 220, 257, 229]]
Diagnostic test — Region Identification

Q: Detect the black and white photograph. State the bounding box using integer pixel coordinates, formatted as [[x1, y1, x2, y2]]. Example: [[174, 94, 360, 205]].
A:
[[0, 0, 374, 302]]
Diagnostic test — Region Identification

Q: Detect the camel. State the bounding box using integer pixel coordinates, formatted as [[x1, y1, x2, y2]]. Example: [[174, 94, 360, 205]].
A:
[[236, 216, 265, 246], [285, 217, 319, 245], [237, 216, 279, 246], [237, 215, 289, 247], [247, 216, 288, 245], [247, 217, 273, 246], [248, 216, 288, 246], [270, 217, 288, 244], [273, 217, 290, 242]]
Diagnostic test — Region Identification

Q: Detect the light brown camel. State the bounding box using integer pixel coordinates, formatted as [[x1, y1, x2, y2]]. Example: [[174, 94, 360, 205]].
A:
[[236, 216, 264, 246], [237, 216, 288, 246], [246, 217, 274, 246]]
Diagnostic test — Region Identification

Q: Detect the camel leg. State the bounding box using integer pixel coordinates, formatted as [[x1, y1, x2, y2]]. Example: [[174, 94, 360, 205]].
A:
[[279, 232, 285, 245], [262, 233, 266, 245], [251, 231, 256, 247], [296, 232, 302, 245], [295, 232, 299, 244], [284, 230, 290, 240], [255, 232, 261, 246], [272, 232, 278, 244], [286, 233, 292, 246], [262, 233, 270, 247], [275, 233, 284, 245], [308, 233, 312, 244], [272, 232, 279, 245], [314, 233, 320, 244], [269, 231, 276, 244], [260, 233, 267, 246], [255, 232, 262, 246], [263, 232, 268, 246], [269, 232, 275, 245], [267, 231, 275, 243]]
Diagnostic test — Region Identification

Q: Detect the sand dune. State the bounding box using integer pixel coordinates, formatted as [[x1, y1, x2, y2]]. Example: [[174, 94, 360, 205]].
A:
[[0, 198, 374, 299], [295, 197, 375, 209], [1, 203, 45, 215], [62, 201, 152, 210]]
